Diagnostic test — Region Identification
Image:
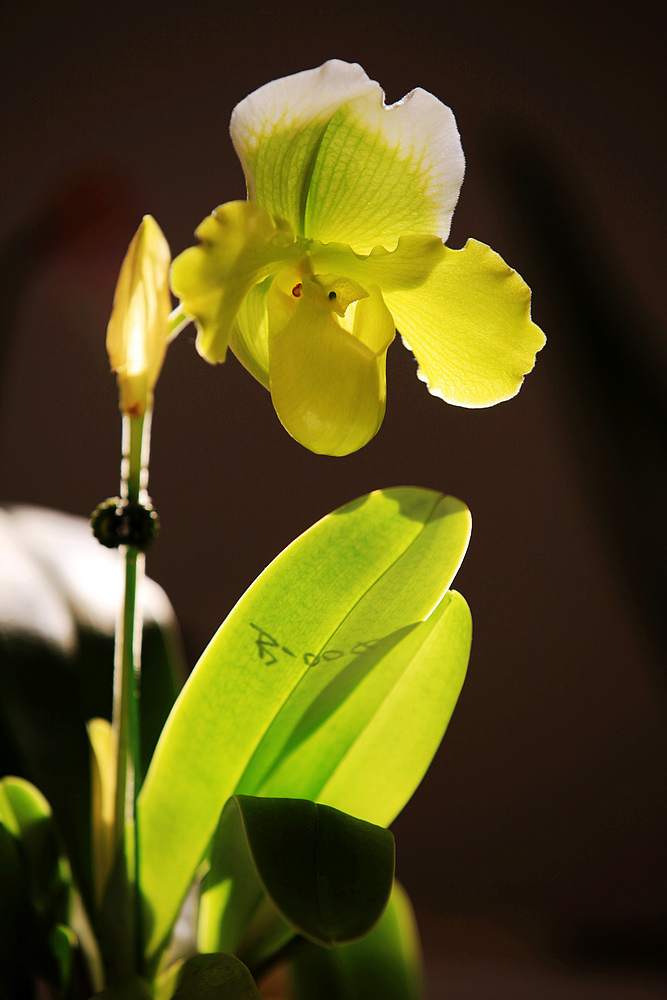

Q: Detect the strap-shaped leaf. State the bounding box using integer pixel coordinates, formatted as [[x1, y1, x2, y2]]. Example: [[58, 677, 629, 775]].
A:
[[200, 796, 394, 957], [138, 488, 470, 961], [236, 589, 471, 826], [200, 593, 470, 963], [290, 881, 424, 1000]]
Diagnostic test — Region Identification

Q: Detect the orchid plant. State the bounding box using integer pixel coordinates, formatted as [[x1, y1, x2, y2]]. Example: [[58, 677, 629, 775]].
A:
[[0, 61, 544, 1000]]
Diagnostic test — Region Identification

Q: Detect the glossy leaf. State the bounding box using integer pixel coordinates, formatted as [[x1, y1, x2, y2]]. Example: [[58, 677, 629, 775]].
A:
[[138, 488, 470, 961], [199, 796, 394, 958], [290, 882, 424, 1000], [236, 588, 471, 827], [171, 953, 262, 1000]]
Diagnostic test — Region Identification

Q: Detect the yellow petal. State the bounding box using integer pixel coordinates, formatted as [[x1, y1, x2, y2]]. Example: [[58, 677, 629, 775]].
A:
[[313, 236, 544, 406], [312, 235, 444, 295], [304, 86, 464, 252], [106, 215, 171, 416], [268, 283, 391, 456], [170, 201, 299, 364], [351, 283, 396, 354], [383, 239, 546, 406], [230, 61, 377, 234], [229, 276, 273, 389]]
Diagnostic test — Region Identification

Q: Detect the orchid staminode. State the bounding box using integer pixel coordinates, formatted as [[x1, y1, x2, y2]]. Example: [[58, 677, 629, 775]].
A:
[[171, 60, 546, 455]]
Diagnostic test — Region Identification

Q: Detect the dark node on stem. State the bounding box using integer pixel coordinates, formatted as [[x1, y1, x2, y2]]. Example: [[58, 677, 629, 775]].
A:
[[90, 497, 160, 551]]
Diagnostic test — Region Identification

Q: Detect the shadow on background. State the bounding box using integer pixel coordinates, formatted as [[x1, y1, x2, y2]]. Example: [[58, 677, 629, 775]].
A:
[[487, 126, 667, 683]]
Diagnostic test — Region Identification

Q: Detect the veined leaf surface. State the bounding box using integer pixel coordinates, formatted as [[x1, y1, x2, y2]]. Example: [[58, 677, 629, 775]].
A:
[[138, 487, 470, 962]]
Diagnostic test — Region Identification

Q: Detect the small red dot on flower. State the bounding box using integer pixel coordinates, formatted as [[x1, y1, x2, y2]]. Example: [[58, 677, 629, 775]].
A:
[[292, 283, 302, 297]]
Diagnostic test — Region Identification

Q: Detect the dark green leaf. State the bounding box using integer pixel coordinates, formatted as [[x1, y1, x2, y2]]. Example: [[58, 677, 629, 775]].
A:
[[200, 795, 394, 959], [0, 777, 61, 890], [290, 882, 424, 1000], [171, 953, 261, 999]]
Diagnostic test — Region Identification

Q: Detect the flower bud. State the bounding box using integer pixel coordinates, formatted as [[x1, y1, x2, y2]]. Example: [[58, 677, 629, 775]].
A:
[[106, 216, 171, 417]]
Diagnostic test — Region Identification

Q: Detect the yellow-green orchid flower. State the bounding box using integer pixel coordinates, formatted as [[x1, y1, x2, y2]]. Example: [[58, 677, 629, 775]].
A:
[[171, 60, 545, 455]]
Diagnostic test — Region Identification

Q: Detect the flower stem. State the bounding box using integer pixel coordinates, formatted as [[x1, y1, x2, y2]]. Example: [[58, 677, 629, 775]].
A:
[[111, 409, 152, 976], [168, 302, 190, 340]]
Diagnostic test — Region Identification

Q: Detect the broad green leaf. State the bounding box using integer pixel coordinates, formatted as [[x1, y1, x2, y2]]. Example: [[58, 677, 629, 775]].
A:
[[138, 488, 470, 962], [0, 505, 184, 906], [0, 777, 70, 915], [171, 953, 261, 1000], [290, 882, 424, 1000], [236, 589, 470, 827], [199, 796, 394, 958]]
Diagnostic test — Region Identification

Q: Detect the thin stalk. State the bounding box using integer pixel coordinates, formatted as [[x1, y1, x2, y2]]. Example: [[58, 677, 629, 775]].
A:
[[111, 409, 152, 977], [168, 302, 190, 340]]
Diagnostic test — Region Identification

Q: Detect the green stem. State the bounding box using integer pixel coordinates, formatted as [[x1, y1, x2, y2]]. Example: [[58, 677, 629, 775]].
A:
[[168, 302, 190, 339], [111, 409, 152, 977]]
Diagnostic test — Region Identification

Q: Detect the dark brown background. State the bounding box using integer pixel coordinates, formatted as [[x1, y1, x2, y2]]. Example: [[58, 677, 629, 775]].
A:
[[1, 1, 666, 995]]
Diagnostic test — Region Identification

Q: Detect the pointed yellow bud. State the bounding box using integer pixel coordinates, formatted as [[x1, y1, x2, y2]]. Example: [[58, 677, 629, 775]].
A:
[[106, 216, 172, 417]]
